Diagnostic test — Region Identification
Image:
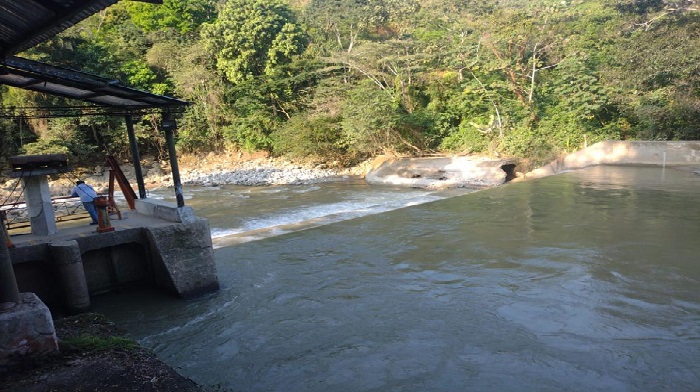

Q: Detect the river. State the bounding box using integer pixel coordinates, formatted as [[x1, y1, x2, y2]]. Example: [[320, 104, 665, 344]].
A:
[[93, 165, 700, 391]]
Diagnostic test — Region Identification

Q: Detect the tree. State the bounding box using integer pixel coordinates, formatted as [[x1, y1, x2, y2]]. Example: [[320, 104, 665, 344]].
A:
[[616, 0, 699, 30], [340, 79, 425, 156], [146, 39, 229, 152], [2, 0, 698, 169], [201, 0, 307, 84], [125, 0, 216, 35], [605, 12, 700, 140]]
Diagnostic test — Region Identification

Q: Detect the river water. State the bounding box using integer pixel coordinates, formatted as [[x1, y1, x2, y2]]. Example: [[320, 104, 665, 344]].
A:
[[93, 166, 700, 391]]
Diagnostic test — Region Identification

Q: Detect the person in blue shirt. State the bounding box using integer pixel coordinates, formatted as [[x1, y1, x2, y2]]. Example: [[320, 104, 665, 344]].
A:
[[71, 180, 98, 225]]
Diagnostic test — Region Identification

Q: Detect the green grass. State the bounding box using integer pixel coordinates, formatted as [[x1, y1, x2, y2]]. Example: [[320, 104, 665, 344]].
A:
[[60, 334, 138, 352]]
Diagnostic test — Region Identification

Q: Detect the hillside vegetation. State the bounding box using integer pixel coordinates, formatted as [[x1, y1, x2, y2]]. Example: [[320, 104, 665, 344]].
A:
[[1, 0, 698, 169]]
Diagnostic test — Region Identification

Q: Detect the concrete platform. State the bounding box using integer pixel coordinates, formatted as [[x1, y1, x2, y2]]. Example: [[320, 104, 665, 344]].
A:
[[8, 209, 173, 247], [7, 200, 219, 314]]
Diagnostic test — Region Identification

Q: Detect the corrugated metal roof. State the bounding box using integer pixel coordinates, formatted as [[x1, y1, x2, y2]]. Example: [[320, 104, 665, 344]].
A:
[[0, 1, 187, 113], [0, 0, 122, 58], [0, 56, 189, 109]]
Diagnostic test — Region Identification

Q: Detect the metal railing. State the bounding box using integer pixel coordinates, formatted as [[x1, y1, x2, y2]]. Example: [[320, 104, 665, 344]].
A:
[[1, 196, 89, 231]]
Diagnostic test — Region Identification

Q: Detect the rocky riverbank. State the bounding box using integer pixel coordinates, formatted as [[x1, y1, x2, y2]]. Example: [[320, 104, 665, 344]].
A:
[[175, 154, 369, 187], [0, 152, 372, 202]]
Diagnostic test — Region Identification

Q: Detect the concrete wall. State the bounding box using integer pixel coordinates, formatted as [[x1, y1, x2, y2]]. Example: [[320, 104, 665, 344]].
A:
[[146, 219, 219, 299], [135, 199, 195, 223], [365, 156, 517, 189], [521, 141, 700, 180], [364, 141, 700, 187], [10, 229, 150, 311], [10, 219, 219, 313], [0, 293, 58, 372], [81, 242, 151, 295]]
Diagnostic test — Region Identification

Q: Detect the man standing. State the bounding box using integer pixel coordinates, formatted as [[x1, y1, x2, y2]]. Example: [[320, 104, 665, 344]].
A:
[[71, 180, 98, 225]]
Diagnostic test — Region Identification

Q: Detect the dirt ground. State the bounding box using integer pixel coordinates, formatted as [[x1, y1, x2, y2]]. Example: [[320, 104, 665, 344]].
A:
[[0, 313, 201, 392]]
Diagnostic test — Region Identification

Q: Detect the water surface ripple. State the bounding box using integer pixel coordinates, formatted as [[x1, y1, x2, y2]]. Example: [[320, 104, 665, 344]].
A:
[[95, 166, 700, 391]]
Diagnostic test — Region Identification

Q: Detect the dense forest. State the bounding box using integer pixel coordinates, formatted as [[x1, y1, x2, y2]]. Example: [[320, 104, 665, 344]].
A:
[[1, 0, 698, 169]]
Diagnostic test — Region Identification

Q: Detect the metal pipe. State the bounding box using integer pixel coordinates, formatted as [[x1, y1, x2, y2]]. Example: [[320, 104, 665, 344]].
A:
[[125, 115, 147, 199], [163, 114, 185, 208]]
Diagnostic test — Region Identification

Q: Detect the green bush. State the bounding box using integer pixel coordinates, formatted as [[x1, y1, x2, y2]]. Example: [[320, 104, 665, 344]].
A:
[[61, 334, 138, 353], [21, 139, 71, 156], [439, 123, 489, 153], [223, 113, 275, 151], [271, 114, 346, 161]]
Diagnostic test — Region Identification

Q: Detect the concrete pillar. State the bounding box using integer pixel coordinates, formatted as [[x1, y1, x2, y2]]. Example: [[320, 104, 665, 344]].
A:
[[0, 240, 20, 310], [49, 240, 90, 314], [0, 293, 58, 372], [145, 220, 219, 299], [22, 176, 57, 236]]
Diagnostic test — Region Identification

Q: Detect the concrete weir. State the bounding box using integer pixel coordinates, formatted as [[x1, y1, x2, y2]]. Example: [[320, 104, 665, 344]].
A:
[[365, 141, 700, 188], [519, 141, 700, 179], [365, 156, 517, 189], [8, 199, 219, 314]]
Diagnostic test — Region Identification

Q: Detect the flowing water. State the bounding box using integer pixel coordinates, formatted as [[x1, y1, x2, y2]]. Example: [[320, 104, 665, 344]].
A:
[[147, 178, 472, 247], [93, 166, 700, 391]]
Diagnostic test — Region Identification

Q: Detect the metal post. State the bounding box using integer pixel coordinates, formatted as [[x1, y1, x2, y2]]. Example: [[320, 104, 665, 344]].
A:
[[0, 239, 20, 310], [125, 115, 147, 199], [163, 114, 185, 208]]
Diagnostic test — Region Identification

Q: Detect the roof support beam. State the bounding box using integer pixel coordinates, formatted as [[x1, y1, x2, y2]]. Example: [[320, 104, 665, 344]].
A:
[[125, 114, 147, 200], [163, 114, 185, 208]]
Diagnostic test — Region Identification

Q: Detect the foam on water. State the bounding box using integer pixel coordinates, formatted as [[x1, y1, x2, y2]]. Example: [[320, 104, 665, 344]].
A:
[[210, 192, 445, 247], [142, 181, 477, 247]]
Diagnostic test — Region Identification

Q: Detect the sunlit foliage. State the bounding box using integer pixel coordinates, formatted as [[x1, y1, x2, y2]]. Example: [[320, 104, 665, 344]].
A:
[[1, 0, 698, 167]]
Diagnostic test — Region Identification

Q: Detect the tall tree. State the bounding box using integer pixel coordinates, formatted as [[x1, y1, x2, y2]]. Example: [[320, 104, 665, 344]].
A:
[[125, 0, 216, 35], [201, 0, 307, 84]]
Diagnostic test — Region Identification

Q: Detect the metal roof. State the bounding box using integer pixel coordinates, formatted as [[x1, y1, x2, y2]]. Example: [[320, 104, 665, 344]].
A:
[[1, 56, 188, 110], [0, 0, 123, 58], [0, 0, 186, 116]]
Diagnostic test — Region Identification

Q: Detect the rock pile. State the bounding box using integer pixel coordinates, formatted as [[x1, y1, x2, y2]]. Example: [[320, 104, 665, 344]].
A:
[[0, 158, 370, 202], [178, 164, 349, 187]]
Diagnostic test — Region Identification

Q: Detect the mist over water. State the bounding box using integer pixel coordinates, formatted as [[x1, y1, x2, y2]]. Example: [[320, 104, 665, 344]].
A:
[[95, 166, 700, 391]]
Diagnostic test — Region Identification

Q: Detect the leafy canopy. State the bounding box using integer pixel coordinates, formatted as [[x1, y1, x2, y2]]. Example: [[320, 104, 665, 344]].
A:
[[202, 0, 308, 84]]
